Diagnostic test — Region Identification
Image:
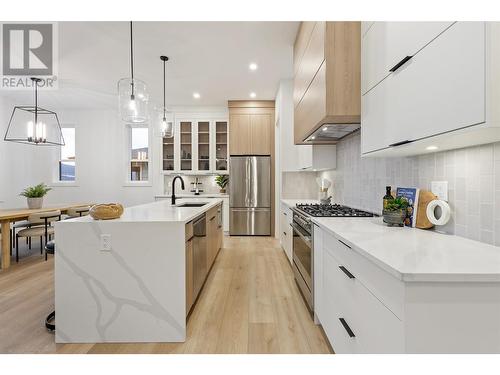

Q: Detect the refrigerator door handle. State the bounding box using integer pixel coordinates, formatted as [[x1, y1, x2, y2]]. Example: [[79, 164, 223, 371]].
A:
[[250, 157, 254, 207], [246, 158, 251, 207]]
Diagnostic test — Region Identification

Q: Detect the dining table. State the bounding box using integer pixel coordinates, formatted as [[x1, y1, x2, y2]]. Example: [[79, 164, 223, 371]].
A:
[[0, 203, 93, 269]]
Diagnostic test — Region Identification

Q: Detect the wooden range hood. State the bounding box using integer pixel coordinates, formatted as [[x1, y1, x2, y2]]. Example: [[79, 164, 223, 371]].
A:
[[293, 22, 361, 145]]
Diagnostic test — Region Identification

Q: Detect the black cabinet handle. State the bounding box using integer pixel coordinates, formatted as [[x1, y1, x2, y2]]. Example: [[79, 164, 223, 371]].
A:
[[389, 55, 413, 72], [389, 139, 413, 147], [338, 239, 351, 249], [339, 318, 356, 338], [283, 232, 287, 236], [210, 216, 216, 221], [283, 212, 287, 216], [339, 265, 355, 279]]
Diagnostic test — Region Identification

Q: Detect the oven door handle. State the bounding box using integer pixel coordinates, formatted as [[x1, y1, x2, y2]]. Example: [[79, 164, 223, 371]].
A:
[[291, 223, 312, 248]]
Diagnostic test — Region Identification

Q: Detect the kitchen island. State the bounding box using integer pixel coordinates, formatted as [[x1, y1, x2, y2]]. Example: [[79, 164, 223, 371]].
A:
[[54, 198, 223, 343]]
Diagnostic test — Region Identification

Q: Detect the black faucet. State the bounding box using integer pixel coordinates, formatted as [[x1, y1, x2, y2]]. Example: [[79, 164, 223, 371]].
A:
[[171, 175, 185, 205]]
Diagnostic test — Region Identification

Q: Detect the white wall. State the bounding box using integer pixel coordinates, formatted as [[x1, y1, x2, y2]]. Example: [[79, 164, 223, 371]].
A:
[[0, 101, 229, 209], [0, 95, 48, 208]]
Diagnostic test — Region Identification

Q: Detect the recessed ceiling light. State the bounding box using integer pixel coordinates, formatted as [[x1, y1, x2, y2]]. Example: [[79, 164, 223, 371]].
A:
[[193, 92, 201, 99], [426, 145, 438, 151], [311, 136, 316, 140], [249, 92, 257, 98], [322, 126, 328, 131], [249, 63, 258, 71]]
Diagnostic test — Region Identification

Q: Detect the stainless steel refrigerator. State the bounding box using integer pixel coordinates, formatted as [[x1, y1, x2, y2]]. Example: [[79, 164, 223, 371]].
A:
[[229, 156, 271, 235]]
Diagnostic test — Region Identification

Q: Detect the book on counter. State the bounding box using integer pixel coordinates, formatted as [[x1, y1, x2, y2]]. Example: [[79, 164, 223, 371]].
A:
[[396, 187, 420, 227]]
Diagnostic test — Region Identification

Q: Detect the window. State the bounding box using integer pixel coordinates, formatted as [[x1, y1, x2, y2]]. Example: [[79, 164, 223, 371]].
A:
[[59, 127, 76, 181], [129, 127, 149, 182]]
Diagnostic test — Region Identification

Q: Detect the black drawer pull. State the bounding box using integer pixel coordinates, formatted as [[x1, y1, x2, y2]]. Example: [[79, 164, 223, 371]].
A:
[[389, 55, 413, 73], [339, 265, 355, 279], [283, 232, 287, 236], [210, 216, 216, 221], [389, 139, 413, 147], [339, 318, 356, 338], [338, 239, 351, 249]]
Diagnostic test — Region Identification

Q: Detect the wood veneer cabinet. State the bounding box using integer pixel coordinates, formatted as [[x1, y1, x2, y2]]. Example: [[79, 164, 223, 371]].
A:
[[185, 222, 194, 315], [293, 22, 361, 144], [228, 101, 275, 156]]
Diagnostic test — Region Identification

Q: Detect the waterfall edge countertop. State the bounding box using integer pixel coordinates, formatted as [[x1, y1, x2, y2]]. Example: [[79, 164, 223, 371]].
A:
[[54, 198, 222, 343], [313, 217, 500, 282]]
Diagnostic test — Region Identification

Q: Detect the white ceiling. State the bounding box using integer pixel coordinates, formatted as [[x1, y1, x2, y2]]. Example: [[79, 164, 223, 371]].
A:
[[0, 21, 299, 109]]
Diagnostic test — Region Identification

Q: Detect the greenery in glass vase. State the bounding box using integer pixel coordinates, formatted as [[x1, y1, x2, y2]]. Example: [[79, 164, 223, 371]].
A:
[[20, 183, 51, 198], [215, 175, 229, 189], [384, 196, 409, 211]]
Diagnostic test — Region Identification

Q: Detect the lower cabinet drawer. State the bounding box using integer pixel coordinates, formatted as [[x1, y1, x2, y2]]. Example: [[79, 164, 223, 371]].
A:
[[323, 230, 405, 319], [322, 249, 404, 353]]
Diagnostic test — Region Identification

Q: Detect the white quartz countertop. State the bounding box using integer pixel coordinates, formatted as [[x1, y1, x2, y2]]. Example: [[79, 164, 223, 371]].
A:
[[64, 198, 222, 224], [313, 217, 500, 282], [281, 199, 319, 208], [155, 193, 229, 198]]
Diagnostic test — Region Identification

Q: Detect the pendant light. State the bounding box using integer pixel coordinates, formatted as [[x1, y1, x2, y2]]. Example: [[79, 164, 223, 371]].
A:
[[118, 21, 148, 123], [4, 77, 64, 146], [156, 55, 173, 138]]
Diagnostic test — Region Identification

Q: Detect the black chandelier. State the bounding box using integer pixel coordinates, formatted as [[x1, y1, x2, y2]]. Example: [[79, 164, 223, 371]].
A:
[[4, 77, 65, 146]]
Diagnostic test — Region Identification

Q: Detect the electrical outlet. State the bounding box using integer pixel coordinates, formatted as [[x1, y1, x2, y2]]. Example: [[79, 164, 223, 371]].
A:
[[100, 234, 112, 252], [431, 181, 448, 201]]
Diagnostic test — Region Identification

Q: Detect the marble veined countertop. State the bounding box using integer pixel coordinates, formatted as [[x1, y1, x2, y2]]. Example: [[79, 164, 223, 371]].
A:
[[313, 217, 500, 282], [65, 198, 222, 224]]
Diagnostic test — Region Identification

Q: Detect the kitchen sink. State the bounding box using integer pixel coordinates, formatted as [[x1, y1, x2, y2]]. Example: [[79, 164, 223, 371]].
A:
[[175, 202, 208, 208]]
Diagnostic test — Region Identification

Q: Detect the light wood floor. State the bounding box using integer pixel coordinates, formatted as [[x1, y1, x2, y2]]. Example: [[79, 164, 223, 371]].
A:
[[0, 236, 332, 354]]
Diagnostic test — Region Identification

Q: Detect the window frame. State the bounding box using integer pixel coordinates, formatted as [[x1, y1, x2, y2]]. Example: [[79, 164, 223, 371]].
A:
[[52, 125, 78, 186], [124, 123, 152, 187]]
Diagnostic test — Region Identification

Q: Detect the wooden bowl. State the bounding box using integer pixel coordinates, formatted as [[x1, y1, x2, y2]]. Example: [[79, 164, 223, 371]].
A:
[[89, 203, 124, 220]]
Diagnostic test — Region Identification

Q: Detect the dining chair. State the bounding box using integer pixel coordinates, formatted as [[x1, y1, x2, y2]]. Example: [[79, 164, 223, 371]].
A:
[[65, 206, 91, 219], [15, 210, 62, 262]]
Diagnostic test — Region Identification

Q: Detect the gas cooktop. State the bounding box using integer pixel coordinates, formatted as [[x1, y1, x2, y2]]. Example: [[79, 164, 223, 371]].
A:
[[295, 203, 374, 218]]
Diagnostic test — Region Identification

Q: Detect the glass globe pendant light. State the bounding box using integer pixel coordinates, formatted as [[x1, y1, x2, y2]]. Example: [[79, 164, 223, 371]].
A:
[[157, 55, 173, 138], [118, 21, 149, 123], [3, 77, 64, 146]]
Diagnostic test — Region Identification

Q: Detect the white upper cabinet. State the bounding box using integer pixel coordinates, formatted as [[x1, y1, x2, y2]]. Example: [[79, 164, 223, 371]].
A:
[[361, 22, 500, 157], [362, 22, 454, 95], [162, 116, 229, 174]]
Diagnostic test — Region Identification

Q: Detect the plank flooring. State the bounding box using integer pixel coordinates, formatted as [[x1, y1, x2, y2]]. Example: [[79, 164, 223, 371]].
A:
[[0, 236, 332, 354]]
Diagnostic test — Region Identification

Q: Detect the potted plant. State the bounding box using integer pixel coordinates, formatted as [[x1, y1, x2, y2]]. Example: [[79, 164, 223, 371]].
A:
[[215, 174, 229, 194], [382, 196, 409, 227], [20, 183, 51, 209]]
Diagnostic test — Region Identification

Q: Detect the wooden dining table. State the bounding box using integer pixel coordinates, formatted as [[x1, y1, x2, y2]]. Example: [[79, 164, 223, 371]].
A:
[[0, 203, 93, 269]]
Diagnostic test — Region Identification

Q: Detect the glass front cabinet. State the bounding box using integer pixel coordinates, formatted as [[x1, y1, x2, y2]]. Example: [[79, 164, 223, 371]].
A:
[[162, 118, 229, 174]]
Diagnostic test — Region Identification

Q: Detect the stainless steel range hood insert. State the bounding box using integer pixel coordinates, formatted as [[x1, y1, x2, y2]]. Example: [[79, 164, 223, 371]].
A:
[[306, 123, 360, 142]]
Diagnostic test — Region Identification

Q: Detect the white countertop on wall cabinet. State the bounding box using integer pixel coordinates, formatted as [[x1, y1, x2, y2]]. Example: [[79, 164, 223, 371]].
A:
[[281, 199, 319, 208], [313, 217, 500, 282]]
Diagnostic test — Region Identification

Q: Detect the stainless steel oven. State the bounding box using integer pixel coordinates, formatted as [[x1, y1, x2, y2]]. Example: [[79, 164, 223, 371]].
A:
[[291, 208, 313, 312]]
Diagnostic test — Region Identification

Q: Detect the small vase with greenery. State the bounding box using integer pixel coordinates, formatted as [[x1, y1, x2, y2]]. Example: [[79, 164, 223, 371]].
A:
[[382, 196, 409, 227], [20, 183, 51, 209], [215, 175, 229, 194]]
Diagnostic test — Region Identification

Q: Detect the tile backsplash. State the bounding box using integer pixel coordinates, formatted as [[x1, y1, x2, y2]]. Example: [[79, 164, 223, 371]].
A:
[[319, 132, 500, 246], [282, 171, 320, 199]]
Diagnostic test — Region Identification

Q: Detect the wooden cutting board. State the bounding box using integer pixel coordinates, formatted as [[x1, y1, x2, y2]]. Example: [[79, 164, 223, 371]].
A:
[[416, 190, 437, 229]]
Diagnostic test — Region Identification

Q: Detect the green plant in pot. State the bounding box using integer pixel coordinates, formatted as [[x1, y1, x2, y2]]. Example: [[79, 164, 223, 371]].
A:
[[215, 175, 229, 194], [20, 183, 51, 209], [382, 196, 409, 227]]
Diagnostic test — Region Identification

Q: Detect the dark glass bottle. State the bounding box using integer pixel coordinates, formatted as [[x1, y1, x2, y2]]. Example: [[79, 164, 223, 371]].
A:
[[383, 186, 393, 210]]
